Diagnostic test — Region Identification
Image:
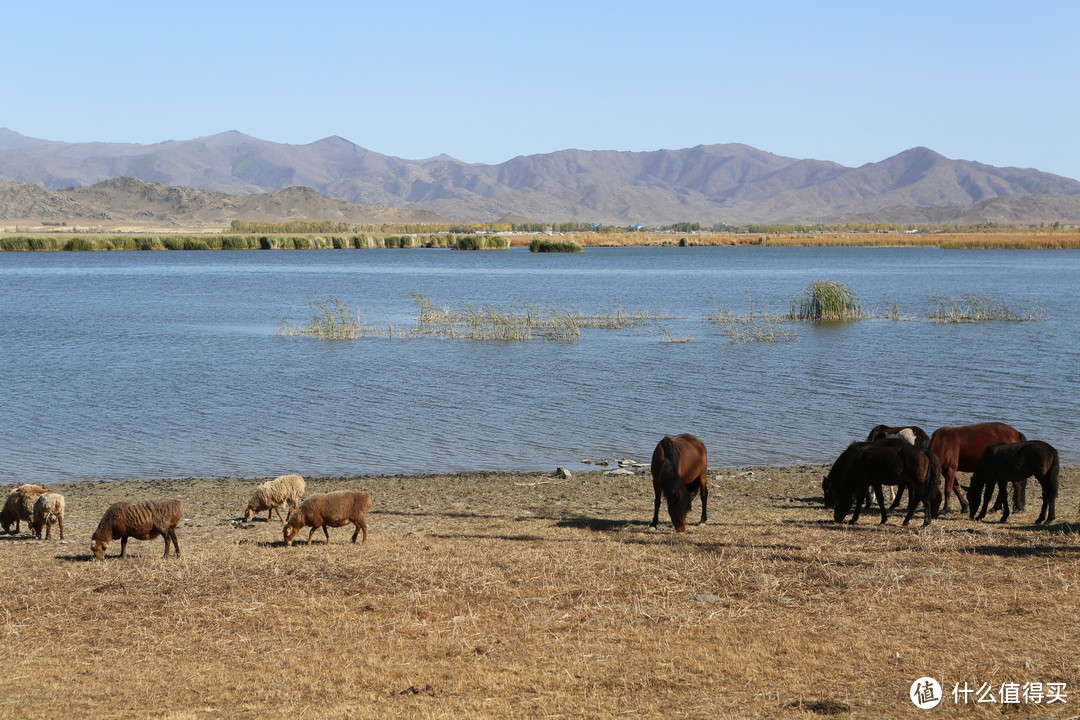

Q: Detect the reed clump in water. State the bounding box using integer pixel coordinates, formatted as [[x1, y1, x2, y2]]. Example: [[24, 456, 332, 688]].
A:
[[789, 281, 864, 322], [707, 296, 795, 343], [529, 239, 584, 253], [408, 292, 661, 342], [277, 297, 379, 340], [928, 294, 1047, 323]]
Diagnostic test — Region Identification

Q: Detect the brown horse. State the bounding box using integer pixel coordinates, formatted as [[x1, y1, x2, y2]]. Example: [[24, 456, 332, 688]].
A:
[[969, 441, 1059, 524], [827, 439, 942, 527], [650, 434, 709, 532], [929, 422, 1026, 513]]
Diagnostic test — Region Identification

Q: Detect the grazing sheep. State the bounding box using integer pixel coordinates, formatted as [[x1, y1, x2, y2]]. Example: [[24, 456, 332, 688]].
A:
[[90, 498, 182, 560], [1, 484, 47, 534], [30, 492, 65, 540], [243, 474, 306, 523], [283, 491, 373, 546]]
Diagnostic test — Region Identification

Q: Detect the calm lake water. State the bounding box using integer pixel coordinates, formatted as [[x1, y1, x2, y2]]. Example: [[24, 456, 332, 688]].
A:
[[1, 245, 1078, 482]]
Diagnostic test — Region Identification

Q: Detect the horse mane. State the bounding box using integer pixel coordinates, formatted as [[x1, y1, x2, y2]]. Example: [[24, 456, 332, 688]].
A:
[[659, 436, 692, 515]]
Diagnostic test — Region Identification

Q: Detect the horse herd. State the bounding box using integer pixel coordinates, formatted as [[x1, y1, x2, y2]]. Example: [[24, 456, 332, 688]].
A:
[[650, 422, 1061, 532]]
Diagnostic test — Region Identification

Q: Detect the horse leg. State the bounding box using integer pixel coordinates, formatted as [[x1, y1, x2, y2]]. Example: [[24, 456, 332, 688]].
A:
[[1035, 475, 1054, 525], [998, 479, 1011, 523], [902, 485, 920, 527], [941, 465, 956, 513], [971, 477, 988, 520], [650, 482, 662, 529], [955, 473, 969, 514], [873, 485, 888, 524], [919, 486, 932, 527], [849, 487, 865, 525], [697, 474, 709, 525], [1013, 479, 1026, 512], [889, 483, 905, 510]]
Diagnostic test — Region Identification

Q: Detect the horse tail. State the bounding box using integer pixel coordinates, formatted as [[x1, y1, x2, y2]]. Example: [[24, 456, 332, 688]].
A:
[[925, 449, 943, 518], [660, 436, 691, 516], [1046, 444, 1060, 500]]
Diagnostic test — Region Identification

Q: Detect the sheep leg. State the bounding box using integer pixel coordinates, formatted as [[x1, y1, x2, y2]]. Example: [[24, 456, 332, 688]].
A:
[[58, 516, 64, 541], [306, 527, 317, 545], [120, 536, 129, 558], [273, 505, 286, 523], [351, 519, 367, 544], [168, 528, 180, 557], [323, 526, 332, 545]]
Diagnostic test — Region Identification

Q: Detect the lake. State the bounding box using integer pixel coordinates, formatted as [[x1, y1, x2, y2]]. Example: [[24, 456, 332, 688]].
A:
[[1, 245, 1077, 482]]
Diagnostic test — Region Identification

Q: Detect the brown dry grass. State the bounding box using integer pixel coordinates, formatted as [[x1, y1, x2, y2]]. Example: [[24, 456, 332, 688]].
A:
[[1, 466, 1078, 719], [552, 231, 1080, 249]]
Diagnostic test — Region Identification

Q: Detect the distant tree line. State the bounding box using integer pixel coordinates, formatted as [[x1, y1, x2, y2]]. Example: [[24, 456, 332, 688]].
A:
[[229, 220, 352, 234], [226, 218, 1072, 237]]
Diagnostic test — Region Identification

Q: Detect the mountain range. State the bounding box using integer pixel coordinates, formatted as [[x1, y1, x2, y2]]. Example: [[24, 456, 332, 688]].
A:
[[1, 129, 1079, 226]]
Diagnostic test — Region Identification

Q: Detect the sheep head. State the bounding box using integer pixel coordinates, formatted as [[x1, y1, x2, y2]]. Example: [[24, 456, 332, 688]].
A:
[[90, 539, 108, 560]]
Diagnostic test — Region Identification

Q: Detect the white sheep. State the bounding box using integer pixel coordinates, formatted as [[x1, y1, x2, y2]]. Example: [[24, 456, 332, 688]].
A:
[[91, 498, 182, 559], [30, 492, 65, 541], [1, 484, 47, 534], [243, 474, 306, 523], [283, 491, 373, 546]]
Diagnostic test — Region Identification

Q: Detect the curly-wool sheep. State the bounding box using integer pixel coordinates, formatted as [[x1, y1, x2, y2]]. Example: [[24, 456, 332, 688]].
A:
[[90, 498, 182, 560], [1, 484, 47, 534], [283, 491, 373, 546], [244, 474, 305, 523], [30, 492, 65, 541]]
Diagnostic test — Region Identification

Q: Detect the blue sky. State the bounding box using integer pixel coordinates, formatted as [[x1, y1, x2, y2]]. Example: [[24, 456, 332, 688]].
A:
[[3, 0, 1078, 179]]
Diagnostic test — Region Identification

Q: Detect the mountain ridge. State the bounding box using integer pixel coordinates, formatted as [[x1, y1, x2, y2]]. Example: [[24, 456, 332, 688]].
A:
[[1, 129, 1078, 225]]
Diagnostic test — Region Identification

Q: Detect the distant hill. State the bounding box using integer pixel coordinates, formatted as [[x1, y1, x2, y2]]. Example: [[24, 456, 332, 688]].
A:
[[1, 129, 1079, 225], [0, 177, 449, 228]]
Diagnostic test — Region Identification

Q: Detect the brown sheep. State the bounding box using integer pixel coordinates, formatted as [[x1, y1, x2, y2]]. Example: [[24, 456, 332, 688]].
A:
[[283, 491, 373, 546], [1, 484, 47, 534], [243, 474, 306, 523], [90, 498, 182, 560], [30, 492, 66, 540]]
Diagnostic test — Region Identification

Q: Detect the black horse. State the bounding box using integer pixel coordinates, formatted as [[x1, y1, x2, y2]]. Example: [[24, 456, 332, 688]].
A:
[[968, 440, 1059, 524], [826, 439, 943, 527]]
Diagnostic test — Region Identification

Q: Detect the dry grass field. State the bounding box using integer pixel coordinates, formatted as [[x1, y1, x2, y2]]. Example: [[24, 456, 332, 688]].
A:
[[558, 231, 1080, 249], [1, 466, 1078, 720]]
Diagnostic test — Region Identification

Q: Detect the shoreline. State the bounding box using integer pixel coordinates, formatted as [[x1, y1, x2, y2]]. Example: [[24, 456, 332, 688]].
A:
[[4, 229, 1080, 251], [3, 465, 1077, 718]]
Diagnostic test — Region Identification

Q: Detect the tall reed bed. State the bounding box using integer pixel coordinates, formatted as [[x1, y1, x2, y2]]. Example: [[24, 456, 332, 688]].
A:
[[0, 232, 510, 251], [529, 239, 584, 253], [789, 281, 864, 321]]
